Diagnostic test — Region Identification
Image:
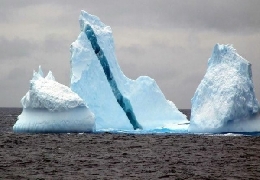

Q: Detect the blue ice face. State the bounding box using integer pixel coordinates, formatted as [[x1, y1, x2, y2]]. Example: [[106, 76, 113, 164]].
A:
[[70, 10, 188, 131], [84, 24, 142, 130]]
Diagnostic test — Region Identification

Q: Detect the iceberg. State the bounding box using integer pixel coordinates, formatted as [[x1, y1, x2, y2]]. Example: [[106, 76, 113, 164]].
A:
[[13, 66, 95, 133], [70, 10, 188, 131], [189, 44, 260, 133]]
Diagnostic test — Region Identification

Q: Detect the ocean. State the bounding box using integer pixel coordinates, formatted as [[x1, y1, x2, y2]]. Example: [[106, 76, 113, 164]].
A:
[[0, 107, 22, 133], [0, 108, 259, 179]]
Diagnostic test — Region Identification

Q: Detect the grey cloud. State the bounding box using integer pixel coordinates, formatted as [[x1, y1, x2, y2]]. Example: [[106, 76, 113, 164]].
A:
[[117, 45, 144, 78], [0, 11, 8, 23], [6, 67, 27, 80], [0, 37, 37, 61], [0, 0, 41, 9], [2, 0, 259, 34], [51, 0, 260, 33], [0, 67, 31, 107], [154, 1, 260, 33], [0, 1, 45, 23], [118, 39, 199, 84], [43, 34, 70, 53], [0, 1, 259, 108], [120, 45, 144, 56]]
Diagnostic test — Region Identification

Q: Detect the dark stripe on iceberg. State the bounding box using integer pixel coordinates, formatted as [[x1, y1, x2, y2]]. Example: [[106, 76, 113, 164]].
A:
[[84, 25, 142, 130]]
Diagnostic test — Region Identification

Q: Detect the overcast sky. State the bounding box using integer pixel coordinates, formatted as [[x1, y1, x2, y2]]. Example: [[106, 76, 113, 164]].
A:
[[0, 0, 260, 108]]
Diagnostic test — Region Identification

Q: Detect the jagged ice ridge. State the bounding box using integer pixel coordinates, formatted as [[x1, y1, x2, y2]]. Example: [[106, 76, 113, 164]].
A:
[[13, 67, 95, 133]]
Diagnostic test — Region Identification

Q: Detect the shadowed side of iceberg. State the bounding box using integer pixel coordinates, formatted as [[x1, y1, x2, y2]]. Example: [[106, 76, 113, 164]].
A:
[[189, 44, 260, 133], [13, 107, 95, 133]]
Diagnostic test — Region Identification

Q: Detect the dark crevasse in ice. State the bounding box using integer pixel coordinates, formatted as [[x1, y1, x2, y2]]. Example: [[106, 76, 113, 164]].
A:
[[84, 25, 142, 130]]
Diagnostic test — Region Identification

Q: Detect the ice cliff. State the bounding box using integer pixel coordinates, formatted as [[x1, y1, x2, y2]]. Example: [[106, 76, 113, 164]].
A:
[[189, 44, 260, 133], [70, 10, 188, 131], [13, 67, 95, 133]]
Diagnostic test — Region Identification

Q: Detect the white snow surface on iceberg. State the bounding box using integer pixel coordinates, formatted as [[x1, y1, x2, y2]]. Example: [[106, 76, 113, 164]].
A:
[[70, 10, 188, 131], [189, 44, 260, 133], [13, 67, 95, 133]]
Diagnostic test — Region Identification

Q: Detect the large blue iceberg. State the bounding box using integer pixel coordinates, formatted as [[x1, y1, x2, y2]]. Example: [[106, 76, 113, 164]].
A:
[[15, 11, 260, 134], [189, 44, 260, 133], [13, 67, 95, 133], [70, 10, 188, 131]]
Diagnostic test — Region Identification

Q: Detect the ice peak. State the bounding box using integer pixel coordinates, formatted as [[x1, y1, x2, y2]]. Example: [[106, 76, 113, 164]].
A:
[[38, 65, 44, 77], [209, 44, 249, 69], [45, 71, 55, 81], [79, 10, 112, 35], [211, 44, 236, 62], [32, 66, 44, 81], [32, 66, 56, 81], [213, 43, 235, 54]]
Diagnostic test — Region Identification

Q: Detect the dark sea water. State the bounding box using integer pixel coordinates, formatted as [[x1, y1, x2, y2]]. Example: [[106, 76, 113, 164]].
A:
[[0, 107, 22, 133], [1, 108, 260, 179]]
